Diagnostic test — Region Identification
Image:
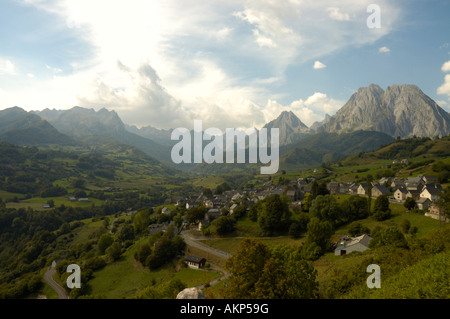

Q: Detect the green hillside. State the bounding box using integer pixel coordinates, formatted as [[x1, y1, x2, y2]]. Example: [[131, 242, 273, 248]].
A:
[[289, 135, 450, 184]]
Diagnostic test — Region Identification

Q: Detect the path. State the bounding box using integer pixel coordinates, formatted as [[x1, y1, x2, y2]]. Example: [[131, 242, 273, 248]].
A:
[[43, 265, 69, 299], [180, 230, 232, 287], [180, 231, 232, 260]]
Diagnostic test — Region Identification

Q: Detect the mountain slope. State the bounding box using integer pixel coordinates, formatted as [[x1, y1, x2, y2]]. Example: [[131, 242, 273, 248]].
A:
[[0, 107, 76, 146], [322, 84, 450, 138], [125, 124, 173, 146], [263, 110, 311, 145], [35, 107, 172, 164], [279, 130, 395, 171]]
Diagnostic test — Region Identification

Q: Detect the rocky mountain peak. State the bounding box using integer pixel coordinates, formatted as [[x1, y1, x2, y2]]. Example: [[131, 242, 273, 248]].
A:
[[323, 84, 450, 138], [264, 110, 310, 145]]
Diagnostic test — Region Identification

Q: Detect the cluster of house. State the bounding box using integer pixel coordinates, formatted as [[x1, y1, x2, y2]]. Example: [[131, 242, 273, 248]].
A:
[[167, 183, 295, 230], [353, 175, 444, 217], [161, 174, 445, 228], [158, 174, 445, 260]]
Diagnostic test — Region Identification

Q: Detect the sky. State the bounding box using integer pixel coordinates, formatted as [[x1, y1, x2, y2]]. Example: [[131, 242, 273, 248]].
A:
[[0, 0, 449, 130]]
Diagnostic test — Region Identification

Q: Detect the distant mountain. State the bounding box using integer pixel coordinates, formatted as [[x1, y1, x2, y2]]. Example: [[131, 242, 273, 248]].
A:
[[310, 113, 333, 132], [125, 124, 173, 146], [263, 110, 311, 145], [321, 84, 450, 138], [34, 107, 172, 164], [0, 107, 76, 146]]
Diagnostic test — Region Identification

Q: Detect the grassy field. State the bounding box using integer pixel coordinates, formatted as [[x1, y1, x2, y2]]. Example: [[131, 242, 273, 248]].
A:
[[88, 238, 174, 298], [86, 233, 222, 298], [172, 268, 221, 287], [5, 196, 105, 210], [190, 175, 227, 189]]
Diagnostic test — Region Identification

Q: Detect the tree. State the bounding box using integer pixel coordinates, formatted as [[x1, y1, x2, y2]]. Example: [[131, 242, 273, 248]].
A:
[[46, 199, 54, 208], [372, 195, 391, 221], [117, 224, 135, 242], [248, 204, 259, 222], [135, 243, 152, 265], [225, 239, 318, 299], [288, 222, 302, 238], [97, 233, 114, 254], [302, 192, 312, 212], [348, 221, 370, 237], [214, 216, 236, 235], [367, 179, 373, 213], [309, 195, 343, 227], [305, 218, 333, 253], [73, 190, 87, 198], [404, 197, 417, 211], [436, 187, 450, 222], [72, 178, 86, 189], [257, 194, 291, 235], [340, 195, 369, 223], [133, 209, 152, 233], [310, 181, 329, 199], [400, 219, 411, 234], [225, 238, 270, 298], [202, 187, 213, 197], [253, 249, 318, 299], [106, 242, 122, 261], [136, 278, 186, 299], [185, 206, 207, 223], [232, 204, 247, 219], [369, 226, 408, 249], [146, 234, 185, 270], [215, 182, 231, 195]]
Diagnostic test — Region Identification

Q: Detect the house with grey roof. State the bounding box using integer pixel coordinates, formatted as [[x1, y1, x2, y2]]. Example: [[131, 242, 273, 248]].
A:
[[357, 183, 369, 196], [394, 187, 408, 201], [416, 198, 432, 211], [185, 256, 207, 269], [334, 234, 373, 256], [420, 184, 443, 202], [371, 184, 391, 198]]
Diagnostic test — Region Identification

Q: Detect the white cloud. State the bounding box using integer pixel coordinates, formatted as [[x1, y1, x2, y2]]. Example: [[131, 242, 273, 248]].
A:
[[313, 61, 327, 69], [0, 58, 16, 75], [442, 61, 450, 73], [379, 46, 390, 53], [437, 74, 450, 96], [9, 0, 400, 130], [327, 7, 350, 21], [261, 93, 343, 128], [436, 62, 450, 110], [252, 29, 278, 48], [46, 64, 63, 74]]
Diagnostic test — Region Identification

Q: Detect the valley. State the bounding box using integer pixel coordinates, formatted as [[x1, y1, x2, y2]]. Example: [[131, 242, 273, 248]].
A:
[[0, 83, 449, 300]]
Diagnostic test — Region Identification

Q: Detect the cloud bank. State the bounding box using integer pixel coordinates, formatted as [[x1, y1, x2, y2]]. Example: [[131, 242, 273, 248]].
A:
[[0, 0, 401, 129]]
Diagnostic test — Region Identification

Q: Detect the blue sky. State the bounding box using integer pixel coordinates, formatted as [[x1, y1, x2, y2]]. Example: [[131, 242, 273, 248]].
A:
[[0, 0, 449, 129]]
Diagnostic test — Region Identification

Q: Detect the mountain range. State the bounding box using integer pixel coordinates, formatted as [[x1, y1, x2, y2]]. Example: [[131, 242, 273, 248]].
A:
[[0, 83, 448, 173], [31, 106, 172, 164]]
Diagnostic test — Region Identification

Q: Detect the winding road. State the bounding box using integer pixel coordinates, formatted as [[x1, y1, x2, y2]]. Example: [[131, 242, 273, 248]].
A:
[[180, 231, 232, 260], [43, 265, 69, 299], [180, 230, 232, 286]]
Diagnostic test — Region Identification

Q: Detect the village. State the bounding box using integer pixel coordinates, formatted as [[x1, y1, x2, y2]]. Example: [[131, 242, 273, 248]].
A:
[[154, 171, 446, 266], [161, 173, 445, 226]]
